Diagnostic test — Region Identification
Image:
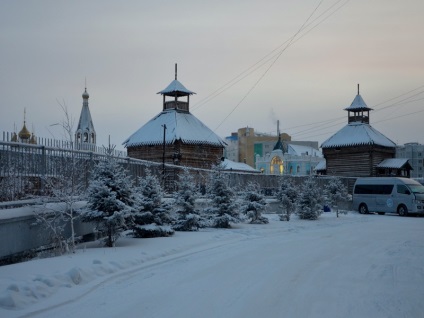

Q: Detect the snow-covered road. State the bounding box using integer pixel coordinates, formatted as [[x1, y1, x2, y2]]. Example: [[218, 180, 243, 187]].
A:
[[1, 213, 423, 318]]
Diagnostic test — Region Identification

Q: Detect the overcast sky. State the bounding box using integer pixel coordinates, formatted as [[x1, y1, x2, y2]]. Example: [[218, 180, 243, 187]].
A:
[[1, 0, 423, 150]]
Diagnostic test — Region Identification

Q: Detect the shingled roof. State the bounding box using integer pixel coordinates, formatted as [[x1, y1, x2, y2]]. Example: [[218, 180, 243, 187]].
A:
[[321, 122, 396, 149], [123, 109, 226, 148]]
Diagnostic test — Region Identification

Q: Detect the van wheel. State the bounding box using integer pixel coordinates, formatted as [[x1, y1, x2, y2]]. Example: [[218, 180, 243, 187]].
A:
[[359, 204, 368, 214], [398, 205, 408, 216]]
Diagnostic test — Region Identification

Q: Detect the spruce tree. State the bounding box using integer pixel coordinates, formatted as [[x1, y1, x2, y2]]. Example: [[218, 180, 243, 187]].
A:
[[172, 168, 204, 231], [277, 177, 298, 221], [132, 169, 174, 238], [324, 177, 349, 217], [296, 176, 323, 220], [206, 170, 240, 228], [82, 147, 135, 247], [240, 182, 269, 224]]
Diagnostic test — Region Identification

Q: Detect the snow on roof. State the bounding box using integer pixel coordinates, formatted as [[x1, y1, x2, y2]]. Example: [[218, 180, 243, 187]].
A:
[[377, 158, 412, 169], [321, 122, 396, 149], [287, 144, 322, 157], [219, 158, 260, 173], [344, 94, 373, 111], [123, 109, 226, 148], [314, 159, 326, 171], [157, 80, 195, 96]]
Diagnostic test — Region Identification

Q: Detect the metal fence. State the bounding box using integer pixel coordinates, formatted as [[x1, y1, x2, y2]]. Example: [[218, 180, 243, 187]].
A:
[[0, 137, 358, 203], [0, 138, 287, 202]]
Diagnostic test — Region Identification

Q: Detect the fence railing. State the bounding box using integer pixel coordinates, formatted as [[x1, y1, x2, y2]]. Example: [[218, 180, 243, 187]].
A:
[[1, 131, 126, 157], [0, 138, 358, 203]]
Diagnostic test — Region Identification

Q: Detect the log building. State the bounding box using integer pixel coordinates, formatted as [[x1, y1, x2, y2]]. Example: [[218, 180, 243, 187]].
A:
[[123, 65, 226, 170], [321, 86, 398, 177]]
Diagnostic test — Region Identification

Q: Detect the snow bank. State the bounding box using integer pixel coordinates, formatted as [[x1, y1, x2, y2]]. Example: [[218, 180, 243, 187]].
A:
[[0, 213, 423, 318]]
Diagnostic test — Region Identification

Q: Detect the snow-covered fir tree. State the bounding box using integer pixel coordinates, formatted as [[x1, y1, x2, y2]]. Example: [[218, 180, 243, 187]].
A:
[[82, 146, 135, 247], [324, 177, 349, 217], [239, 182, 268, 224], [172, 168, 205, 231], [132, 169, 174, 238], [296, 176, 324, 220], [277, 177, 298, 221], [205, 169, 240, 228]]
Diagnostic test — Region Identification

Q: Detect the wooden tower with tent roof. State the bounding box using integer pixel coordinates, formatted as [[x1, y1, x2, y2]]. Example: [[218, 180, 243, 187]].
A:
[[321, 85, 398, 177], [123, 64, 226, 170]]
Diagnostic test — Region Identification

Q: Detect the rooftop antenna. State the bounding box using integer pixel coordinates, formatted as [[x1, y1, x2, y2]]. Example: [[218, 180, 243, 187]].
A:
[[175, 63, 177, 80]]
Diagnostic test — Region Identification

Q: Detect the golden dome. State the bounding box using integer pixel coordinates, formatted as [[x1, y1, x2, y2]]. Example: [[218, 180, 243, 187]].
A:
[[18, 122, 31, 140]]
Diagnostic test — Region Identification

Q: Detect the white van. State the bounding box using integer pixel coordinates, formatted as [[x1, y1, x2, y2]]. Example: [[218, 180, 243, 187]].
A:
[[352, 177, 424, 216]]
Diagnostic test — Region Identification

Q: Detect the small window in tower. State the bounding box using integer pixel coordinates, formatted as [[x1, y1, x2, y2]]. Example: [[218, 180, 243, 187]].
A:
[[84, 133, 88, 142]]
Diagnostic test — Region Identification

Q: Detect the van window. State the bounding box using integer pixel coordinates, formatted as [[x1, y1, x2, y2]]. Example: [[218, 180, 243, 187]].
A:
[[409, 184, 424, 194], [397, 185, 410, 194], [354, 184, 394, 195]]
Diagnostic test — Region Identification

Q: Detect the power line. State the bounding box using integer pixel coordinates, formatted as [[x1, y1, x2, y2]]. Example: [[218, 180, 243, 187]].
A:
[[211, 0, 354, 132], [192, 0, 350, 112]]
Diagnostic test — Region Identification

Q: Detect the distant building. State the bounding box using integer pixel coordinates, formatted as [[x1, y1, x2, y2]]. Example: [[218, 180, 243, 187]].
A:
[[123, 65, 226, 169], [396, 143, 424, 178], [75, 87, 96, 150], [255, 126, 322, 175], [321, 86, 411, 177], [224, 121, 318, 169], [219, 158, 260, 174]]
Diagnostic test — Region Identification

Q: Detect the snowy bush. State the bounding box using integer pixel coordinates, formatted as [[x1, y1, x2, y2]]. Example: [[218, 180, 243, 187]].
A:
[[296, 176, 323, 220], [132, 169, 175, 238], [323, 177, 349, 217], [172, 168, 205, 231], [82, 147, 135, 247], [205, 170, 240, 228], [277, 177, 298, 221], [239, 182, 268, 224]]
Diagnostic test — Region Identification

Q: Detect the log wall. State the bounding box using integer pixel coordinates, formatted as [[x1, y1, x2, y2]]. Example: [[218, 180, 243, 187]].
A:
[[323, 145, 395, 177]]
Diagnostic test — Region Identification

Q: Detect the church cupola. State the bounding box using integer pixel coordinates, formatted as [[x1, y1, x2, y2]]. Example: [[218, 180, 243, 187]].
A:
[[273, 120, 284, 152], [344, 84, 373, 124], [75, 86, 96, 146], [157, 64, 195, 112], [18, 109, 31, 142]]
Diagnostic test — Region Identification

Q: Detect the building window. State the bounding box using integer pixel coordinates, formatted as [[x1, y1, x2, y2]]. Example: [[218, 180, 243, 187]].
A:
[[270, 156, 283, 175]]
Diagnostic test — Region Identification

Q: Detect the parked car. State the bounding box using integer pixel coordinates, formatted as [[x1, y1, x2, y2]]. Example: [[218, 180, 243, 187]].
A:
[[352, 177, 424, 216]]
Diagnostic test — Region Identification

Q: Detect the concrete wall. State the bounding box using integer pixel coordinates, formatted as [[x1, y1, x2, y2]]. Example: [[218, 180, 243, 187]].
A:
[[0, 204, 95, 263]]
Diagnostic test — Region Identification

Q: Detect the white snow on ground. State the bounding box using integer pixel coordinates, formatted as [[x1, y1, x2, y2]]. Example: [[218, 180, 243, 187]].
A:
[[0, 212, 423, 318]]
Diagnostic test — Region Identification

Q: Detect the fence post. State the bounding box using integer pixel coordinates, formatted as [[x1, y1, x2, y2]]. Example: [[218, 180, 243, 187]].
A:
[[40, 146, 46, 194]]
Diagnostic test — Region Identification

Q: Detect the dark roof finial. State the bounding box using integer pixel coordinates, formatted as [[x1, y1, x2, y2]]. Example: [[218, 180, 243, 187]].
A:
[[357, 83, 360, 95], [175, 63, 177, 80]]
